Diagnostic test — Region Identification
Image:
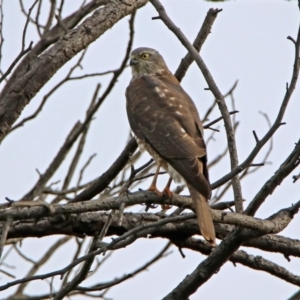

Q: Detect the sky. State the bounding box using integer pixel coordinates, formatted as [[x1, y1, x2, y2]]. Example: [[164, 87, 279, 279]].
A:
[[0, 0, 300, 299]]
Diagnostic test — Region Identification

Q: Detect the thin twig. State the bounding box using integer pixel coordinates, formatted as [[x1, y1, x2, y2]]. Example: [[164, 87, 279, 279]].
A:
[[61, 237, 86, 288], [43, 0, 57, 34], [53, 236, 98, 300], [175, 237, 300, 288], [70, 11, 137, 203], [0, 0, 4, 72], [212, 25, 300, 196], [174, 8, 222, 82], [0, 214, 196, 292], [34, 0, 43, 37], [15, 236, 71, 295], [203, 110, 239, 129], [10, 49, 97, 132], [76, 242, 172, 291], [0, 218, 12, 258], [0, 42, 33, 84], [245, 139, 300, 215], [13, 244, 36, 264]]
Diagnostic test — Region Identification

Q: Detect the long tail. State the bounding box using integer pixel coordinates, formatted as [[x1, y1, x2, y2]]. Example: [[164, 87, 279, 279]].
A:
[[187, 184, 216, 246]]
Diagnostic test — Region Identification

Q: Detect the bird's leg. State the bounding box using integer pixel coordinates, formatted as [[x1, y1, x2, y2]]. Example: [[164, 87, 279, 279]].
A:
[[162, 177, 173, 198], [161, 177, 173, 210], [147, 161, 162, 196], [145, 162, 162, 210]]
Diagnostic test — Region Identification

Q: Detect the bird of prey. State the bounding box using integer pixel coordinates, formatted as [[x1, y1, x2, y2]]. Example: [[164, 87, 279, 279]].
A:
[[126, 47, 216, 245]]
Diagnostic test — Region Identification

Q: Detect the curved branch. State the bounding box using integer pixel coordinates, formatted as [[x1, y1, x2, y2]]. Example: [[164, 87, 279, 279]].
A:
[[174, 8, 221, 82], [0, 0, 147, 142], [245, 138, 300, 215], [70, 9, 138, 203], [212, 23, 300, 197], [76, 242, 171, 292], [0, 214, 196, 292], [6, 197, 300, 241], [1, 0, 111, 97], [176, 238, 300, 288]]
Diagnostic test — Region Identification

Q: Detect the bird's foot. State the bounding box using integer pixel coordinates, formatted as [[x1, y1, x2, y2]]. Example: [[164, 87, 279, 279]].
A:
[[161, 186, 173, 210], [147, 184, 163, 197], [162, 186, 173, 199], [144, 185, 162, 211]]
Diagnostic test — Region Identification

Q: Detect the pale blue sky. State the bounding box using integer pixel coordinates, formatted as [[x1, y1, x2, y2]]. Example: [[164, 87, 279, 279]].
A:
[[1, 1, 300, 299]]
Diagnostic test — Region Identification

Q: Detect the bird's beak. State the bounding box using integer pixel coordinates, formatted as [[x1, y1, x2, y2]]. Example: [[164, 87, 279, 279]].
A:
[[130, 56, 138, 66]]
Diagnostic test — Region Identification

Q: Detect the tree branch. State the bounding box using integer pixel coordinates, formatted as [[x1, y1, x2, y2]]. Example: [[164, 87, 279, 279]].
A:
[[245, 139, 300, 215], [176, 237, 300, 287], [174, 8, 221, 82], [0, 0, 147, 142]]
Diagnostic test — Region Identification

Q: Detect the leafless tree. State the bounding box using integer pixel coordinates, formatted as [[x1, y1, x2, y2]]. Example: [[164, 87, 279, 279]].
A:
[[0, 1, 299, 299]]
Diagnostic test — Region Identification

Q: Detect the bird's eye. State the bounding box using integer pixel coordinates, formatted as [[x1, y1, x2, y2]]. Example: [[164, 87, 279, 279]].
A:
[[141, 53, 149, 60]]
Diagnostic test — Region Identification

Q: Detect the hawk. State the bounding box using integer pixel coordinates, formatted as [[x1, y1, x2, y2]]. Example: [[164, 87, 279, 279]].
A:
[[126, 47, 216, 245]]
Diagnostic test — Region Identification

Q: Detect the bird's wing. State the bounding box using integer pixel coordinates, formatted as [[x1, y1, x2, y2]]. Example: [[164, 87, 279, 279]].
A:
[[126, 75, 210, 198]]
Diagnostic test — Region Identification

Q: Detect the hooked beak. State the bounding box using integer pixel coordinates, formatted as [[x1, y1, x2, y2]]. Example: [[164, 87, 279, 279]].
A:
[[130, 57, 138, 66]]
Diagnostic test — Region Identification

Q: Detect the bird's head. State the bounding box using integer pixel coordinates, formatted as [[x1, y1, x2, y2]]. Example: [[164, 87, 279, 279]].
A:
[[129, 47, 169, 77]]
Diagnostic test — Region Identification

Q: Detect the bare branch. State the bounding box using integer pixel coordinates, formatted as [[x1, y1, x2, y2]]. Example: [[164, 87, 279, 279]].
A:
[[44, 0, 57, 34], [245, 139, 300, 215], [174, 8, 222, 82], [13, 244, 36, 264], [177, 238, 300, 287], [293, 171, 300, 183], [0, 0, 4, 72], [19, 121, 83, 202], [76, 242, 171, 292], [203, 110, 239, 129], [0, 219, 12, 258], [53, 236, 98, 300], [252, 130, 260, 143], [3, 198, 294, 296], [0, 268, 15, 279], [61, 237, 86, 288], [202, 80, 238, 124], [0, 0, 147, 142], [0, 214, 198, 292], [10, 48, 92, 132], [212, 21, 300, 195], [0, 41, 33, 84], [4, 194, 300, 240], [3, 0, 110, 96], [14, 236, 71, 295], [76, 154, 97, 191], [70, 10, 138, 203]]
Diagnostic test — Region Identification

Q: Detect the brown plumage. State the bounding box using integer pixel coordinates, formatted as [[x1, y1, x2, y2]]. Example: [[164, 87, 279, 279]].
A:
[[126, 47, 215, 245]]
